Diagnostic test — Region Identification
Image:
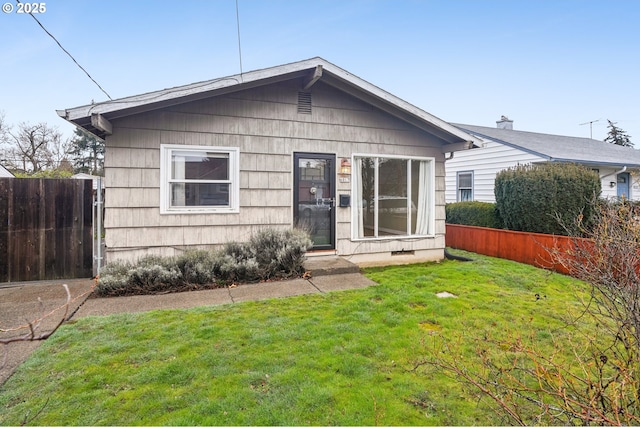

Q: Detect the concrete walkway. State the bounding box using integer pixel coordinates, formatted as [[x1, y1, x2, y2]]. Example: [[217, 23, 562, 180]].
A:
[[76, 273, 375, 317], [0, 257, 376, 385]]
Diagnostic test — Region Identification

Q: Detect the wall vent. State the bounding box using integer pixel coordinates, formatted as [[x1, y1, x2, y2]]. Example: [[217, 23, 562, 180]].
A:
[[391, 250, 415, 256], [297, 92, 312, 114]]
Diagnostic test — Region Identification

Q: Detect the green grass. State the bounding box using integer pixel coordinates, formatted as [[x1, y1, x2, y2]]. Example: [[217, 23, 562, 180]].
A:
[[0, 251, 590, 425]]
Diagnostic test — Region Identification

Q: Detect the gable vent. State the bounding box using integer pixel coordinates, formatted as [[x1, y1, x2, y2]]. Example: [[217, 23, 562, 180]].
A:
[[297, 92, 312, 114]]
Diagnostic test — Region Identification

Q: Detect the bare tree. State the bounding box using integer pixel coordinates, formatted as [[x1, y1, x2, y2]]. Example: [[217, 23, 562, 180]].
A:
[[0, 112, 9, 156], [417, 200, 640, 425], [0, 111, 7, 137], [0, 121, 68, 173]]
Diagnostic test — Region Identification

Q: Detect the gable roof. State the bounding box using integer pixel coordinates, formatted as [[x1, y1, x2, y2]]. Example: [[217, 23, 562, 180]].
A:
[[455, 123, 640, 168], [0, 164, 14, 178], [58, 57, 480, 148]]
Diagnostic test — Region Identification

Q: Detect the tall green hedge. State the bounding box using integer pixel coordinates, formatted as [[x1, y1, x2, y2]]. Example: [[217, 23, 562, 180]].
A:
[[446, 201, 502, 228], [494, 163, 601, 235]]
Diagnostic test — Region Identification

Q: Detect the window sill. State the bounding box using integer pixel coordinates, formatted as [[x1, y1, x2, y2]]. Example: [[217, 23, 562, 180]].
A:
[[350, 234, 435, 242], [160, 207, 239, 215]]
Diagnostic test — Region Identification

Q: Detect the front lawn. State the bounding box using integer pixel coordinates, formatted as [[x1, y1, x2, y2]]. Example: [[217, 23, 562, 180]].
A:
[[0, 252, 589, 425]]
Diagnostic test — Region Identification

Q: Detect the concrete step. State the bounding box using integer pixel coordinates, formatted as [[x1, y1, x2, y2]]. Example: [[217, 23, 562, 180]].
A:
[[303, 256, 360, 277]]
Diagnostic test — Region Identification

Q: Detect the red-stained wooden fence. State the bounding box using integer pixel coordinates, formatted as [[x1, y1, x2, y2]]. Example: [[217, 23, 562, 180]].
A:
[[446, 224, 577, 274]]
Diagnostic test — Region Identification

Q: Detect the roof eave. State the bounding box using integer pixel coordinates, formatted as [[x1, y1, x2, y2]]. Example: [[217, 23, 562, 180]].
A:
[[548, 158, 640, 168], [457, 127, 548, 158], [316, 64, 480, 146], [59, 57, 481, 146]]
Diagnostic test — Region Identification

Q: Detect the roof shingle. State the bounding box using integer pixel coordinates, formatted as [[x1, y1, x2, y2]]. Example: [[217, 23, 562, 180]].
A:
[[455, 124, 640, 167]]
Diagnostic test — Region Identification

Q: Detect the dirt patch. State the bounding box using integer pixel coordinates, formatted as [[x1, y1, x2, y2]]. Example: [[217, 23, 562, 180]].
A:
[[419, 321, 441, 332]]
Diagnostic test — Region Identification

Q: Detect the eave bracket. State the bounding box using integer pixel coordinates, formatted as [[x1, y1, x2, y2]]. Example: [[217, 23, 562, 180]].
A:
[[91, 113, 113, 136], [302, 65, 323, 90]]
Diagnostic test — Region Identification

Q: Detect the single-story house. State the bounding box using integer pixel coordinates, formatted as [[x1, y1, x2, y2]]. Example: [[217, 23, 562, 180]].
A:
[[58, 57, 480, 266], [445, 116, 640, 203], [0, 164, 14, 178]]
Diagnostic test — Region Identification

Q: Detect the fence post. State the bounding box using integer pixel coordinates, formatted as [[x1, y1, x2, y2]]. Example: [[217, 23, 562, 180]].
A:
[[94, 176, 104, 276]]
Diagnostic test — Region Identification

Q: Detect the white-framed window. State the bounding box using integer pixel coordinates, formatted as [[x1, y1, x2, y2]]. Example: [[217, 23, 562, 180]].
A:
[[160, 144, 239, 214], [352, 154, 434, 239], [457, 171, 473, 202]]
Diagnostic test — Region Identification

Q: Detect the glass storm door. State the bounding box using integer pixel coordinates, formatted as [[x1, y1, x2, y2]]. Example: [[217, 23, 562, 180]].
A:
[[294, 153, 335, 250]]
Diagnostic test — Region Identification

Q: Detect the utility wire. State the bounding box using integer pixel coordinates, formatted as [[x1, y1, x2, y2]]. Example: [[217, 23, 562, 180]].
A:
[[235, 0, 243, 78], [87, 76, 241, 113], [16, 0, 113, 100]]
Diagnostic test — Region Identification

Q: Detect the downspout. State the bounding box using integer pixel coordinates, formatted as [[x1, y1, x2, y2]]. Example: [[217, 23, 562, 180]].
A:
[[443, 144, 473, 262], [444, 140, 475, 161], [600, 165, 627, 180]]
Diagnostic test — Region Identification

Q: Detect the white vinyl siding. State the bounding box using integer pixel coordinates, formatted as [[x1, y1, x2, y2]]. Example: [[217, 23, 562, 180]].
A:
[[445, 140, 544, 203]]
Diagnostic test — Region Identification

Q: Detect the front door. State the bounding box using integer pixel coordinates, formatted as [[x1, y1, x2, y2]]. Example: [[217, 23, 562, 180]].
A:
[[618, 172, 630, 199], [293, 153, 335, 250]]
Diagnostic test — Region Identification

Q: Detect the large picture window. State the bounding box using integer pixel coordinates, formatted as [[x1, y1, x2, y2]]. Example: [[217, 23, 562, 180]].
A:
[[352, 155, 434, 239], [160, 144, 239, 214]]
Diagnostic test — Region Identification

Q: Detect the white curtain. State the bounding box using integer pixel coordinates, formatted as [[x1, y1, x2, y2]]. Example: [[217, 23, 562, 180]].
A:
[[352, 158, 364, 238], [415, 160, 430, 235], [172, 154, 186, 206]]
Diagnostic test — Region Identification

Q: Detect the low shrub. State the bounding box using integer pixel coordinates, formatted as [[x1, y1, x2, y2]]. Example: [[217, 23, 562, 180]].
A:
[[96, 228, 311, 296], [213, 228, 312, 284], [213, 242, 261, 283], [249, 228, 311, 280], [446, 201, 502, 228], [95, 260, 134, 296], [175, 250, 216, 285], [126, 255, 183, 293]]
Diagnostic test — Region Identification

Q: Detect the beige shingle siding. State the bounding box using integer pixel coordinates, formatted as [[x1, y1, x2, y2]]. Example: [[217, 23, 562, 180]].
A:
[[104, 79, 446, 263]]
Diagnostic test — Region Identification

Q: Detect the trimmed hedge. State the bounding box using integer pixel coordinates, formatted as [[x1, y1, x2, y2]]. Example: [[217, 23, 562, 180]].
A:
[[96, 228, 312, 297], [446, 201, 502, 228], [494, 163, 601, 235]]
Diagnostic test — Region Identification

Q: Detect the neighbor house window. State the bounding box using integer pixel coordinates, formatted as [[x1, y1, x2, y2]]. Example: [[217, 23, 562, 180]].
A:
[[160, 144, 239, 214], [457, 171, 473, 201], [352, 155, 434, 239]]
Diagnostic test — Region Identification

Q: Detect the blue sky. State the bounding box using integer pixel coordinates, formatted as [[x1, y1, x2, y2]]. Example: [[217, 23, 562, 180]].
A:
[[1, 0, 638, 143]]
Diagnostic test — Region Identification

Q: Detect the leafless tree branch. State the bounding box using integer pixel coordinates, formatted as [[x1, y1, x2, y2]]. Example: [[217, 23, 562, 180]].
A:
[[421, 200, 640, 425], [0, 282, 95, 372]]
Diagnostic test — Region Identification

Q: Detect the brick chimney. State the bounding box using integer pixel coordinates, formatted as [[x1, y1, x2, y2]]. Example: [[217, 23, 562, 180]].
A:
[[496, 115, 513, 130]]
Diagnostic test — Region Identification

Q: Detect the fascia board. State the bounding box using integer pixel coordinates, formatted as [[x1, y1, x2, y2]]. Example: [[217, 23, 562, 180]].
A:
[[59, 57, 481, 145]]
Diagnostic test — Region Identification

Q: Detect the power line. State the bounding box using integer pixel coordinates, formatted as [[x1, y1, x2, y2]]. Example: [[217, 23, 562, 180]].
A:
[[87, 76, 241, 114], [16, 0, 113, 100], [235, 0, 243, 78]]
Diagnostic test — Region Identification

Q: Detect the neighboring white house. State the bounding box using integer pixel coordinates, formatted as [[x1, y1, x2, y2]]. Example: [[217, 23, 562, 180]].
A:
[[58, 57, 480, 266], [0, 164, 14, 178], [72, 173, 105, 191], [445, 117, 640, 203]]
